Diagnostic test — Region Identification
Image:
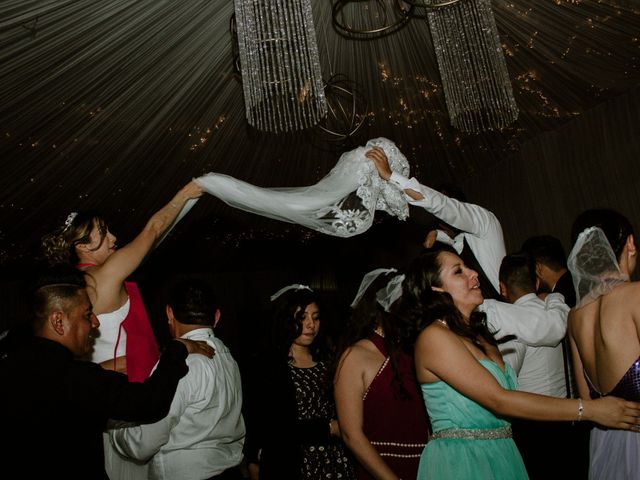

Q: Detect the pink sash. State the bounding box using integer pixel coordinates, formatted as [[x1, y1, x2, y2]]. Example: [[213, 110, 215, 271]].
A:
[[121, 282, 159, 382]]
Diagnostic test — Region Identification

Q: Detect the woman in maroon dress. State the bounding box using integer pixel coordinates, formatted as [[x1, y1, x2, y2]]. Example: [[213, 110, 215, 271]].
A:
[[335, 268, 430, 480]]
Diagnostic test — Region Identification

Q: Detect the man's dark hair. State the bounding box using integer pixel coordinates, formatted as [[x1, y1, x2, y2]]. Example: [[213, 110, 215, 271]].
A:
[[28, 264, 87, 331], [521, 235, 567, 272], [167, 279, 218, 327], [499, 253, 536, 294]]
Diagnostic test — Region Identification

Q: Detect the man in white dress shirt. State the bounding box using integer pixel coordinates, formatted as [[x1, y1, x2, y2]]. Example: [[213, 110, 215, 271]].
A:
[[110, 279, 246, 480], [498, 253, 568, 394], [498, 253, 576, 480]]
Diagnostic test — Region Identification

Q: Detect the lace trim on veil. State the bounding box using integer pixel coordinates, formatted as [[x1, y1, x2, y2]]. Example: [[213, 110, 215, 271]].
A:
[[190, 137, 410, 238], [567, 226, 628, 308]]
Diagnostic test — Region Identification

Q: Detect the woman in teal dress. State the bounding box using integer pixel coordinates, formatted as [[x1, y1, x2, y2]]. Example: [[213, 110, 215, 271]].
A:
[[392, 243, 640, 479]]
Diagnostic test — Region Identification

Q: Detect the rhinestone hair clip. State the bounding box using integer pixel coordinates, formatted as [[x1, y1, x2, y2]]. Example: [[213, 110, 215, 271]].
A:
[[62, 212, 78, 231]]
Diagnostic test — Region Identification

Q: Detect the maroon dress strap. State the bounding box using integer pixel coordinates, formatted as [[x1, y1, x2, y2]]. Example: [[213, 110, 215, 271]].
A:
[[368, 330, 387, 356]]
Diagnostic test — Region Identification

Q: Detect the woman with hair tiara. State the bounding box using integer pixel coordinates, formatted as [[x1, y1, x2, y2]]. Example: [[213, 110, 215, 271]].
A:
[[40, 180, 202, 480], [244, 284, 354, 480], [334, 268, 429, 480], [393, 242, 640, 479], [567, 208, 640, 479]]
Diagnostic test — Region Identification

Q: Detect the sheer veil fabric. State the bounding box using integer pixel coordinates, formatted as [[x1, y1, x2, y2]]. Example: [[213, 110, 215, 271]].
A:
[[350, 267, 398, 308], [567, 226, 629, 308], [176, 138, 410, 238]]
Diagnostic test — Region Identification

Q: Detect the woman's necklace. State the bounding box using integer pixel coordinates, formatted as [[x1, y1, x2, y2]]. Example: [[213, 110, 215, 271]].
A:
[[374, 326, 385, 338]]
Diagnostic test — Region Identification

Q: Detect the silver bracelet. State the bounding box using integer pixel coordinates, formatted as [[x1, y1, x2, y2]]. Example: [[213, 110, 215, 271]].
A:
[[577, 398, 584, 421]]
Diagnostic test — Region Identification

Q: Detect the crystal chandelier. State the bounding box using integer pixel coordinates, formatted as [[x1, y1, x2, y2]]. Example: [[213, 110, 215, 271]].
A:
[[233, 0, 327, 133], [424, 0, 519, 133]]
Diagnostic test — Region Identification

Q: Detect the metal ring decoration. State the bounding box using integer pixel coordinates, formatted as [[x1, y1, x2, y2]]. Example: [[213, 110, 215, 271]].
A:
[[332, 0, 415, 40], [401, 0, 462, 19], [309, 74, 368, 149], [405, 0, 462, 8]]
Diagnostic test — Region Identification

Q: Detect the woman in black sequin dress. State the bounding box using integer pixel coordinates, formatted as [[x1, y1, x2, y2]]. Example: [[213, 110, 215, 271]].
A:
[[244, 285, 355, 480]]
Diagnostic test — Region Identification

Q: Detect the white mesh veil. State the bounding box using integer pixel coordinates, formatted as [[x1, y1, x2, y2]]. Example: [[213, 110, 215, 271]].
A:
[[567, 226, 629, 308], [350, 268, 397, 308], [375, 273, 405, 312], [350, 267, 405, 312], [270, 284, 313, 302], [190, 137, 410, 237]]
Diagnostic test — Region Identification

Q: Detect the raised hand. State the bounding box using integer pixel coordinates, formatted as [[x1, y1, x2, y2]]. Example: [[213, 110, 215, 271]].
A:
[[179, 180, 204, 201], [365, 146, 392, 181]]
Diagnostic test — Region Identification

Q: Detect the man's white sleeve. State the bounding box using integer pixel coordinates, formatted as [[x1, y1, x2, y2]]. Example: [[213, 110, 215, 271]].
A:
[[388, 172, 505, 291], [480, 293, 569, 347], [109, 375, 189, 461]]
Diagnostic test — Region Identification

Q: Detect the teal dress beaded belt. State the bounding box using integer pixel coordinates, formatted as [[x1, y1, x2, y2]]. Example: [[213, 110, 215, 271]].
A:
[[431, 425, 512, 440]]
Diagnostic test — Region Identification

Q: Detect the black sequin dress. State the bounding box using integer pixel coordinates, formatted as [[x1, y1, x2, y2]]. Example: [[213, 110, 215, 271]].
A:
[[289, 361, 354, 479]]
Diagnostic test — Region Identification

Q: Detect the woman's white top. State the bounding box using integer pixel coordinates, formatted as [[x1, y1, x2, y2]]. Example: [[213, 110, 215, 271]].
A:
[[90, 297, 130, 363]]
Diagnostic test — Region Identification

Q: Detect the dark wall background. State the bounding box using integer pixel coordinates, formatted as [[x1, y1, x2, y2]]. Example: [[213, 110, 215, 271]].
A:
[[462, 85, 640, 257]]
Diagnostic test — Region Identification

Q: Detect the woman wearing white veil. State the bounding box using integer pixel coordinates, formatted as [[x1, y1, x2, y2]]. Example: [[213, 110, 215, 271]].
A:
[[567, 208, 640, 479]]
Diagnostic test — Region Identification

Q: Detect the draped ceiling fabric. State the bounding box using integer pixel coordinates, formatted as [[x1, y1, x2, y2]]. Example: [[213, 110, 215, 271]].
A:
[[1, 0, 640, 271]]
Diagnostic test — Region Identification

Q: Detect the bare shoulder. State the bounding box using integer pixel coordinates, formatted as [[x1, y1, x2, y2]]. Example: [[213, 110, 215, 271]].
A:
[[343, 338, 385, 365], [568, 305, 590, 333], [619, 280, 640, 297], [611, 281, 640, 326], [338, 339, 375, 366], [336, 338, 386, 389], [602, 281, 640, 316], [415, 321, 461, 355], [417, 321, 454, 342], [415, 322, 470, 383]]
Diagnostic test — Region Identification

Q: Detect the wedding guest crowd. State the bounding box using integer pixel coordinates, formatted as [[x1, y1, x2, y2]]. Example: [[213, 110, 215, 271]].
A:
[[1, 142, 639, 480]]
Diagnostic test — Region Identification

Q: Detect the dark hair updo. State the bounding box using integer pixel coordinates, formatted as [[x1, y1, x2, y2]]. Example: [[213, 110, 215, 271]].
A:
[[571, 208, 634, 261], [41, 211, 108, 265]]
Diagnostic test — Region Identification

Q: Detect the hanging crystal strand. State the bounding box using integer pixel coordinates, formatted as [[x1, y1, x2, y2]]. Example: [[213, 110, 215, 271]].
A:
[[234, 0, 327, 133], [270, 0, 286, 131], [425, 0, 518, 133]]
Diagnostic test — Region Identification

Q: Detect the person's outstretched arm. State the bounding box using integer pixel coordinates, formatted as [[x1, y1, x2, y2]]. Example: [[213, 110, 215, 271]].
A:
[[416, 322, 640, 429], [84, 181, 203, 314], [96, 181, 203, 286], [366, 146, 505, 291]]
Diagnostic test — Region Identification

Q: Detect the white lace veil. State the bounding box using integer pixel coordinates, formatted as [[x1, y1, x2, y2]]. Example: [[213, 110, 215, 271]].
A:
[[191, 137, 410, 237], [567, 226, 629, 308]]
